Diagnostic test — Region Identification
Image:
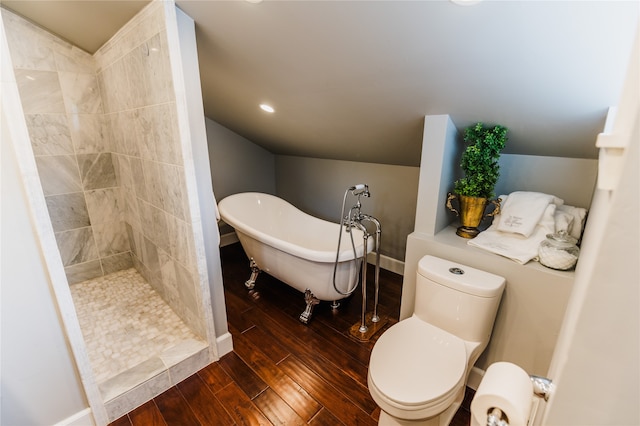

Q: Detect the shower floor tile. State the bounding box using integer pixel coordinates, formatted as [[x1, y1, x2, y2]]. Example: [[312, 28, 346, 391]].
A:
[[70, 267, 202, 384]]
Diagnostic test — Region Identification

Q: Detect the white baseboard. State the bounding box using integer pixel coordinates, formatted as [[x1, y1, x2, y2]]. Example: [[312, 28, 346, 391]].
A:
[[54, 408, 95, 426], [467, 366, 485, 391], [220, 232, 239, 247], [216, 332, 234, 357], [367, 252, 405, 276]]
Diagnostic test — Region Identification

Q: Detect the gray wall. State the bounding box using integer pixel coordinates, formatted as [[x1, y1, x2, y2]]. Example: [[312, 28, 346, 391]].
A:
[[206, 118, 277, 235], [206, 118, 276, 200], [495, 154, 597, 209], [275, 155, 419, 261]]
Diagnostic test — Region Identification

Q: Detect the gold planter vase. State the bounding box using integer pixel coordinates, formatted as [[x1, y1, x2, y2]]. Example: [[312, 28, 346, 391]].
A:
[[446, 193, 501, 238]]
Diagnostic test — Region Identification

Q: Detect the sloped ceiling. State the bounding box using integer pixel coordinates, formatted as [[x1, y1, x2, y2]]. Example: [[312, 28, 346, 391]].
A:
[[3, 0, 638, 166]]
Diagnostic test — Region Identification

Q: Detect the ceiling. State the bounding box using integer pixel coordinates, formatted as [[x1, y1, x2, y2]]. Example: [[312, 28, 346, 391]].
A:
[[3, 1, 638, 166]]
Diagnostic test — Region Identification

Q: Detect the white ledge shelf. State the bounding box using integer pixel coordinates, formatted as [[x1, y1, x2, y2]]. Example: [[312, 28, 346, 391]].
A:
[[432, 225, 577, 279]]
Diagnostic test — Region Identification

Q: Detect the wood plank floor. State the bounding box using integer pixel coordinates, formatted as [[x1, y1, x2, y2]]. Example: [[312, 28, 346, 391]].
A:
[[109, 242, 473, 425]]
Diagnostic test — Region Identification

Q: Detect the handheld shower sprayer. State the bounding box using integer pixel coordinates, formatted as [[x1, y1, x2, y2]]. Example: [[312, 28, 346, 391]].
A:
[[350, 184, 370, 197]]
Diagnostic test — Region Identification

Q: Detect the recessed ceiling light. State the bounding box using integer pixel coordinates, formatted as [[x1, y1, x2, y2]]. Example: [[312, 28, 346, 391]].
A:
[[450, 0, 482, 5], [246, 0, 263, 3], [260, 104, 275, 113]]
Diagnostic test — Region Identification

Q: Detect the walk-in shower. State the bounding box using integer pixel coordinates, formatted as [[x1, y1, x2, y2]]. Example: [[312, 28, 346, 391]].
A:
[[2, 3, 221, 423]]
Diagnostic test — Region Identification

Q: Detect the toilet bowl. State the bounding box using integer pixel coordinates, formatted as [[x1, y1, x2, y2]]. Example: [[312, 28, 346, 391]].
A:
[[368, 317, 467, 423], [368, 255, 505, 426]]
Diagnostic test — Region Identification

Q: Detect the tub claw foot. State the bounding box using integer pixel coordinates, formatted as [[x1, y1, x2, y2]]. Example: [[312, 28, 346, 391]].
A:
[[245, 258, 260, 290], [299, 289, 320, 324], [330, 301, 340, 309]]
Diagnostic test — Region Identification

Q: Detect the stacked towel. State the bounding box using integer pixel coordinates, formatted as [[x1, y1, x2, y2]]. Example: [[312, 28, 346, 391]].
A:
[[468, 192, 587, 265], [556, 204, 587, 241], [496, 191, 563, 237]]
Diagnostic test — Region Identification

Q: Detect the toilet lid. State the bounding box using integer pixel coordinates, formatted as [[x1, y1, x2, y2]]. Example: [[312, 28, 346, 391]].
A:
[[369, 316, 466, 407]]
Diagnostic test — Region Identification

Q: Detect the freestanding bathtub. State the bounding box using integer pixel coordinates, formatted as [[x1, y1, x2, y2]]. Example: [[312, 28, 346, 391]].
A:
[[218, 192, 373, 323]]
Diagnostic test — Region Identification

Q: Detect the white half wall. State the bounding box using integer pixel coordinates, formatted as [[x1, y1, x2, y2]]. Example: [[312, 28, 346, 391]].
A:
[[414, 114, 460, 236]]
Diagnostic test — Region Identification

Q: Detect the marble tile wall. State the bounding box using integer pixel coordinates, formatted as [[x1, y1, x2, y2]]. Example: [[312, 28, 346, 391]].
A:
[[2, 8, 132, 284], [4, 1, 206, 338], [4, 2, 215, 417], [94, 1, 206, 338]]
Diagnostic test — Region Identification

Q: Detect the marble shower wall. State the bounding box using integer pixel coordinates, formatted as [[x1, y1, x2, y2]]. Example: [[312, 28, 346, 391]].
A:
[[2, 9, 132, 284], [94, 2, 205, 338], [3, 2, 206, 338]]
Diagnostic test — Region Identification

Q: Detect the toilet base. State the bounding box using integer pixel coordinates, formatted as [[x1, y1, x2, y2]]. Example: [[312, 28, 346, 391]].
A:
[[379, 410, 438, 426], [377, 392, 462, 426]]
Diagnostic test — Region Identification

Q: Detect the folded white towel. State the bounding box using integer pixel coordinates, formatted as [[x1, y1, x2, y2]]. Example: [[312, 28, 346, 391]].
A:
[[554, 210, 574, 235], [555, 204, 587, 241], [496, 191, 564, 238], [469, 201, 557, 264]]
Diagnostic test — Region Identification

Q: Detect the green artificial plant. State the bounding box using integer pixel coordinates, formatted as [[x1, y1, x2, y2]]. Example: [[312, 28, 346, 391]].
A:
[[454, 122, 508, 199]]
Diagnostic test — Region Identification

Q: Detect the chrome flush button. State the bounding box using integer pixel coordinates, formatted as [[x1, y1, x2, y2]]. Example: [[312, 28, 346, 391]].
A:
[[449, 267, 464, 275]]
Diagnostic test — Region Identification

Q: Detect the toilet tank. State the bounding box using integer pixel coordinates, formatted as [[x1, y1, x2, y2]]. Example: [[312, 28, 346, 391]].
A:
[[414, 255, 505, 344]]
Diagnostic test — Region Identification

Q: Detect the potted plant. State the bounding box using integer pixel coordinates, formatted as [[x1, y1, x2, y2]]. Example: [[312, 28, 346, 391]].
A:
[[447, 122, 508, 238]]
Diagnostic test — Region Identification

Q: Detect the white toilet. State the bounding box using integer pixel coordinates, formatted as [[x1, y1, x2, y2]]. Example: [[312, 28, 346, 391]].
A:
[[368, 255, 505, 426]]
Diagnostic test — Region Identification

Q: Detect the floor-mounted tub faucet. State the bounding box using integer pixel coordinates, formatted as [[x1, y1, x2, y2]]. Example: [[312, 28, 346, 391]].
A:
[[333, 184, 384, 340]]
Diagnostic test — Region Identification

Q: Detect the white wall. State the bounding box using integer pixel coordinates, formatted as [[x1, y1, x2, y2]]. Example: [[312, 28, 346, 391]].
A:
[[542, 29, 639, 425]]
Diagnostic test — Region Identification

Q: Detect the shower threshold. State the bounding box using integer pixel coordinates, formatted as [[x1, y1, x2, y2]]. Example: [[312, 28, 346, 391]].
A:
[[70, 267, 209, 420]]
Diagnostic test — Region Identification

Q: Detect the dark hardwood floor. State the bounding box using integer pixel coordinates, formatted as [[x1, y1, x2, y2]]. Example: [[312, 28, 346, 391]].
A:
[[109, 243, 473, 425]]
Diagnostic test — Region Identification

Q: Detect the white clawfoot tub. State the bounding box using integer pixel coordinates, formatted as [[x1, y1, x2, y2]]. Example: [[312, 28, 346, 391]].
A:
[[218, 192, 373, 323]]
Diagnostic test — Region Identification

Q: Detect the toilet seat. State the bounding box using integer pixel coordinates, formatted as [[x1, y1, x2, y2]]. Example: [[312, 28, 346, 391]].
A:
[[368, 316, 467, 418]]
